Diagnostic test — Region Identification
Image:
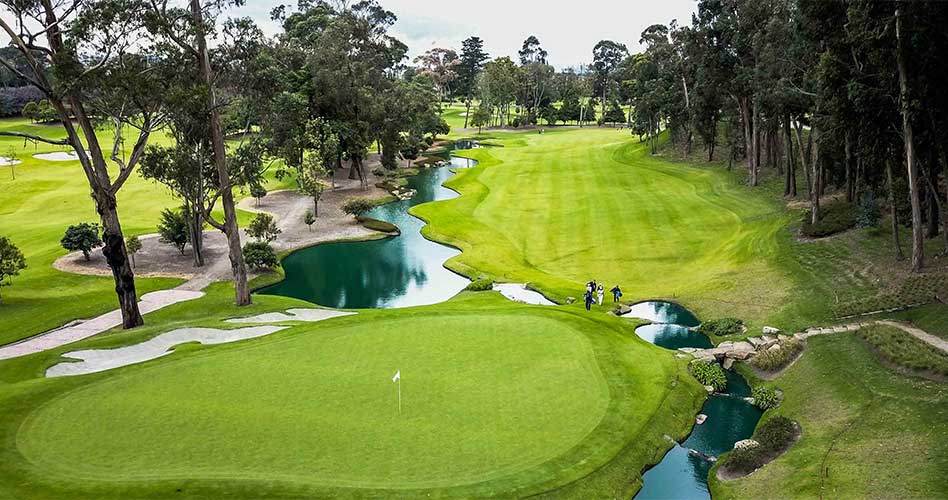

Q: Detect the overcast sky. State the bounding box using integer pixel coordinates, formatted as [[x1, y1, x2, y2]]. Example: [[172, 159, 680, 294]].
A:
[[231, 0, 698, 70]]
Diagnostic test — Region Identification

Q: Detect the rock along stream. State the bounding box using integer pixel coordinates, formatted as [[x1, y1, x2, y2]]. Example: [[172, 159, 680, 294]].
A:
[[627, 301, 763, 500]]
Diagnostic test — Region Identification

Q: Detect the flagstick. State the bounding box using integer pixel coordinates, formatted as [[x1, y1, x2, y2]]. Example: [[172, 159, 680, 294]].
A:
[[397, 374, 402, 415]]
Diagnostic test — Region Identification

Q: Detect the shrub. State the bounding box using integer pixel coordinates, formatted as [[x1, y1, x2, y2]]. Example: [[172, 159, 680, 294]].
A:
[[247, 213, 281, 242], [341, 197, 377, 217], [303, 210, 316, 231], [61, 222, 102, 260], [690, 361, 727, 391], [751, 386, 779, 410], [125, 235, 142, 268], [0, 235, 26, 303], [698, 317, 744, 337], [157, 209, 189, 254], [465, 279, 494, 291], [750, 339, 804, 372], [721, 416, 797, 476], [250, 183, 267, 205], [801, 200, 856, 238], [855, 191, 881, 228], [243, 241, 278, 270]]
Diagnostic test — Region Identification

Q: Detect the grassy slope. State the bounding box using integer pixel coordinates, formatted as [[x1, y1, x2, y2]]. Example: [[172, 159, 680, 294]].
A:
[[0, 118, 291, 345], [712, 333, 948, 499], [0, 291, 704, 499], [415, 128, 793, 331]]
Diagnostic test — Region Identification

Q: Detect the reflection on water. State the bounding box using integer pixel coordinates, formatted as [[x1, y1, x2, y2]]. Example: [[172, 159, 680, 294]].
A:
[[258, 147, 476, 309], [633, 305, 762, 500], [623, 301, 701, 327]]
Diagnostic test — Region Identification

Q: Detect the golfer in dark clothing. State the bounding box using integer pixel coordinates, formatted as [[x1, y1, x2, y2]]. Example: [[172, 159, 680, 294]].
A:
[[611, 285, 622, 302], [584, 290, 594, 311]]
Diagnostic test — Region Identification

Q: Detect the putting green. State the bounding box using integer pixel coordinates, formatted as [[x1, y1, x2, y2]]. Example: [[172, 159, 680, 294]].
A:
[[10, 298, 695, 497]]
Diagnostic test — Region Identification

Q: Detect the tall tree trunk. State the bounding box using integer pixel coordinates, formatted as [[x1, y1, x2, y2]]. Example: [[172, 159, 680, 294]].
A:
[[793, 120, 811, 197], [784, 115, 796, 197], [191, 0, 250, 305], [844, 132, 854, 203], [887, 156, 905, 261], [810, 126, 821, 225], [463, 98, 471, 128], [739, 96, 755, 186], [896, 3, 924, 272], [94, 188, 144, 328], [751, 100, 760, 186], [925, 154, 940, 239]]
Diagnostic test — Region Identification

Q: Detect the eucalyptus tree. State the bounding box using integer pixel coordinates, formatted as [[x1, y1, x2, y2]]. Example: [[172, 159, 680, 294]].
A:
[[591, 40, 628, 124], [413, 47, 459, 102], [517, 35, 553, 125], [456, 36, 489, 128], [478, 57, 520, 127], [145, 0, 258, 305], [0, 0, 168, 328]]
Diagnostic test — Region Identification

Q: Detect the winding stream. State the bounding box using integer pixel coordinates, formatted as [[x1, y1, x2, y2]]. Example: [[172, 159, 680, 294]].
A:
[[258, 144, 477, 308], [627, 302, 762, 500]]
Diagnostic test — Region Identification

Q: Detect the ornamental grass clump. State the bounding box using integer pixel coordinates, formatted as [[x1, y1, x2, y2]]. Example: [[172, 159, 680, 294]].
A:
[[691, 361, 727, 391]]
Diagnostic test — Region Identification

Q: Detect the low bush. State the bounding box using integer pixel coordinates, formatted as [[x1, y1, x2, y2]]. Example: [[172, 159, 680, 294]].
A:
[[243, 241, 279, 271], [465, 279, 494, 291], [751, 386, 779, 410], [697, 317, 744, 337], [247, 213, 281, 243], [859, 324, 948, 378], [801, 200, 856, 238], [357, 216, 398, 234], [341, 197, 378, 217], [721, 416, 798, 477], [750, 339, 804, 372], [856, 191, 881, 228], [61, 222, 102, 261], [690, 361, 727, 391]]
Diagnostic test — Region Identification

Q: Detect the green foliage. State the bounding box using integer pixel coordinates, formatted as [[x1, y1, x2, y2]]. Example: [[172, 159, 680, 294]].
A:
[[250, 183, 267, 201], [855, 191, 881, 228], [750, 339, 804, 372], [157, 209, 188, 255], [690, 360, 727, 391], [341, 197, 377, 217], [60, 222, 102, 261], [721, 416, 797, 477], [697, 317, 744, 337], [243, 241, 279, 271], [859, 324, 948, 377], [465, 279, 494, 291], [0, 235, 26, 300], [834, 273, 948, 317], [247, 213, 281, 243], [303, 210, 316, 231], [751, 386, 779, 410], [801, 201, 856, 238], [125, 235, 142, 255]]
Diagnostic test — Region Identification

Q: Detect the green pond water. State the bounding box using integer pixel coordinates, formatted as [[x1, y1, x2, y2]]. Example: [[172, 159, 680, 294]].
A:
[[631, 302, 763, 500], [257, 147, 476, 309]]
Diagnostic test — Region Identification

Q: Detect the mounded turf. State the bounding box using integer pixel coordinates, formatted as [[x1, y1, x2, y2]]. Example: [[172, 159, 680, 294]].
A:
[[0, 292, 704, 498], [415, 128, 793, 329]]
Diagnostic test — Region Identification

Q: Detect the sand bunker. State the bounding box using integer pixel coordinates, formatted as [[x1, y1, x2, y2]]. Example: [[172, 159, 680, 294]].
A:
[[492, 283, 556, 306], [226, 308, 355, 324], [0, 157, 21, 166], [32, 150, 89, 161], [46, 325, 286, 378]]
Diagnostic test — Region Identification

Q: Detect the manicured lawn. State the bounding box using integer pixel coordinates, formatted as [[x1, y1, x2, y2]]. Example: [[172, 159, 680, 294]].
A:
[[0, 291, 703, 498], [712, 333, 948, 499], [415, 128, 795, 330], [0, 118, 289, 345]]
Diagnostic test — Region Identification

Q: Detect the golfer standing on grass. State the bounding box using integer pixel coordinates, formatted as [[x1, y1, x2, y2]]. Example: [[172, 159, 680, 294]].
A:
[[597, 284, 604, 305], [584, 289, 593, 311], [611, 285, 622, 302]]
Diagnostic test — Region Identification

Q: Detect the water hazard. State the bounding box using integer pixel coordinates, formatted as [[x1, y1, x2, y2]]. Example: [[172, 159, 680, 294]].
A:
[[626, 301, 763, 500], [258, 144, 476, 309]]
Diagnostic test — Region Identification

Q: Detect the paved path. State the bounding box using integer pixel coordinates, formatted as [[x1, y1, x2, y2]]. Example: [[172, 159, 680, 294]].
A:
[[0, 290, 204, 360], [795, 319, 948, 355]]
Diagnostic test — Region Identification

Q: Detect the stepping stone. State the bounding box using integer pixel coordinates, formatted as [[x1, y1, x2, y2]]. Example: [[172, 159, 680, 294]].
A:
[[762, 326, 781, 334], [793, 332, 807, 341], [833, 326, 849, 333], [718, 341, 735, 348], [696, 414, 708, 425], [734, 439, 759, 450], [679, 347, 698, 353], [747, 337, 766, 348], [733, 341, 757, 352], [723, 358, 735, 370]]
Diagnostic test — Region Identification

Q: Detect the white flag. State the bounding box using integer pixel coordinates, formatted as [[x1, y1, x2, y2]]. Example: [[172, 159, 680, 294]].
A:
[[392, 370, 400, 382]]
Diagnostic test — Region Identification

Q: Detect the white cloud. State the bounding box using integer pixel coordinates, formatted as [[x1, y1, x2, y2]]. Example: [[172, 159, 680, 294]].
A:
[[231, 0, 697, 70]]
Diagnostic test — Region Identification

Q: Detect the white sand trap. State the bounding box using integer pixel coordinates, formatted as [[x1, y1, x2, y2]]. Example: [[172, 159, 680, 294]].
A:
[[46, 325, 286, 378], [492, 283, 556, 305], [226, 308, 355, 324], [0, 157, 21, 166], [32, 150, 89, 161]]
